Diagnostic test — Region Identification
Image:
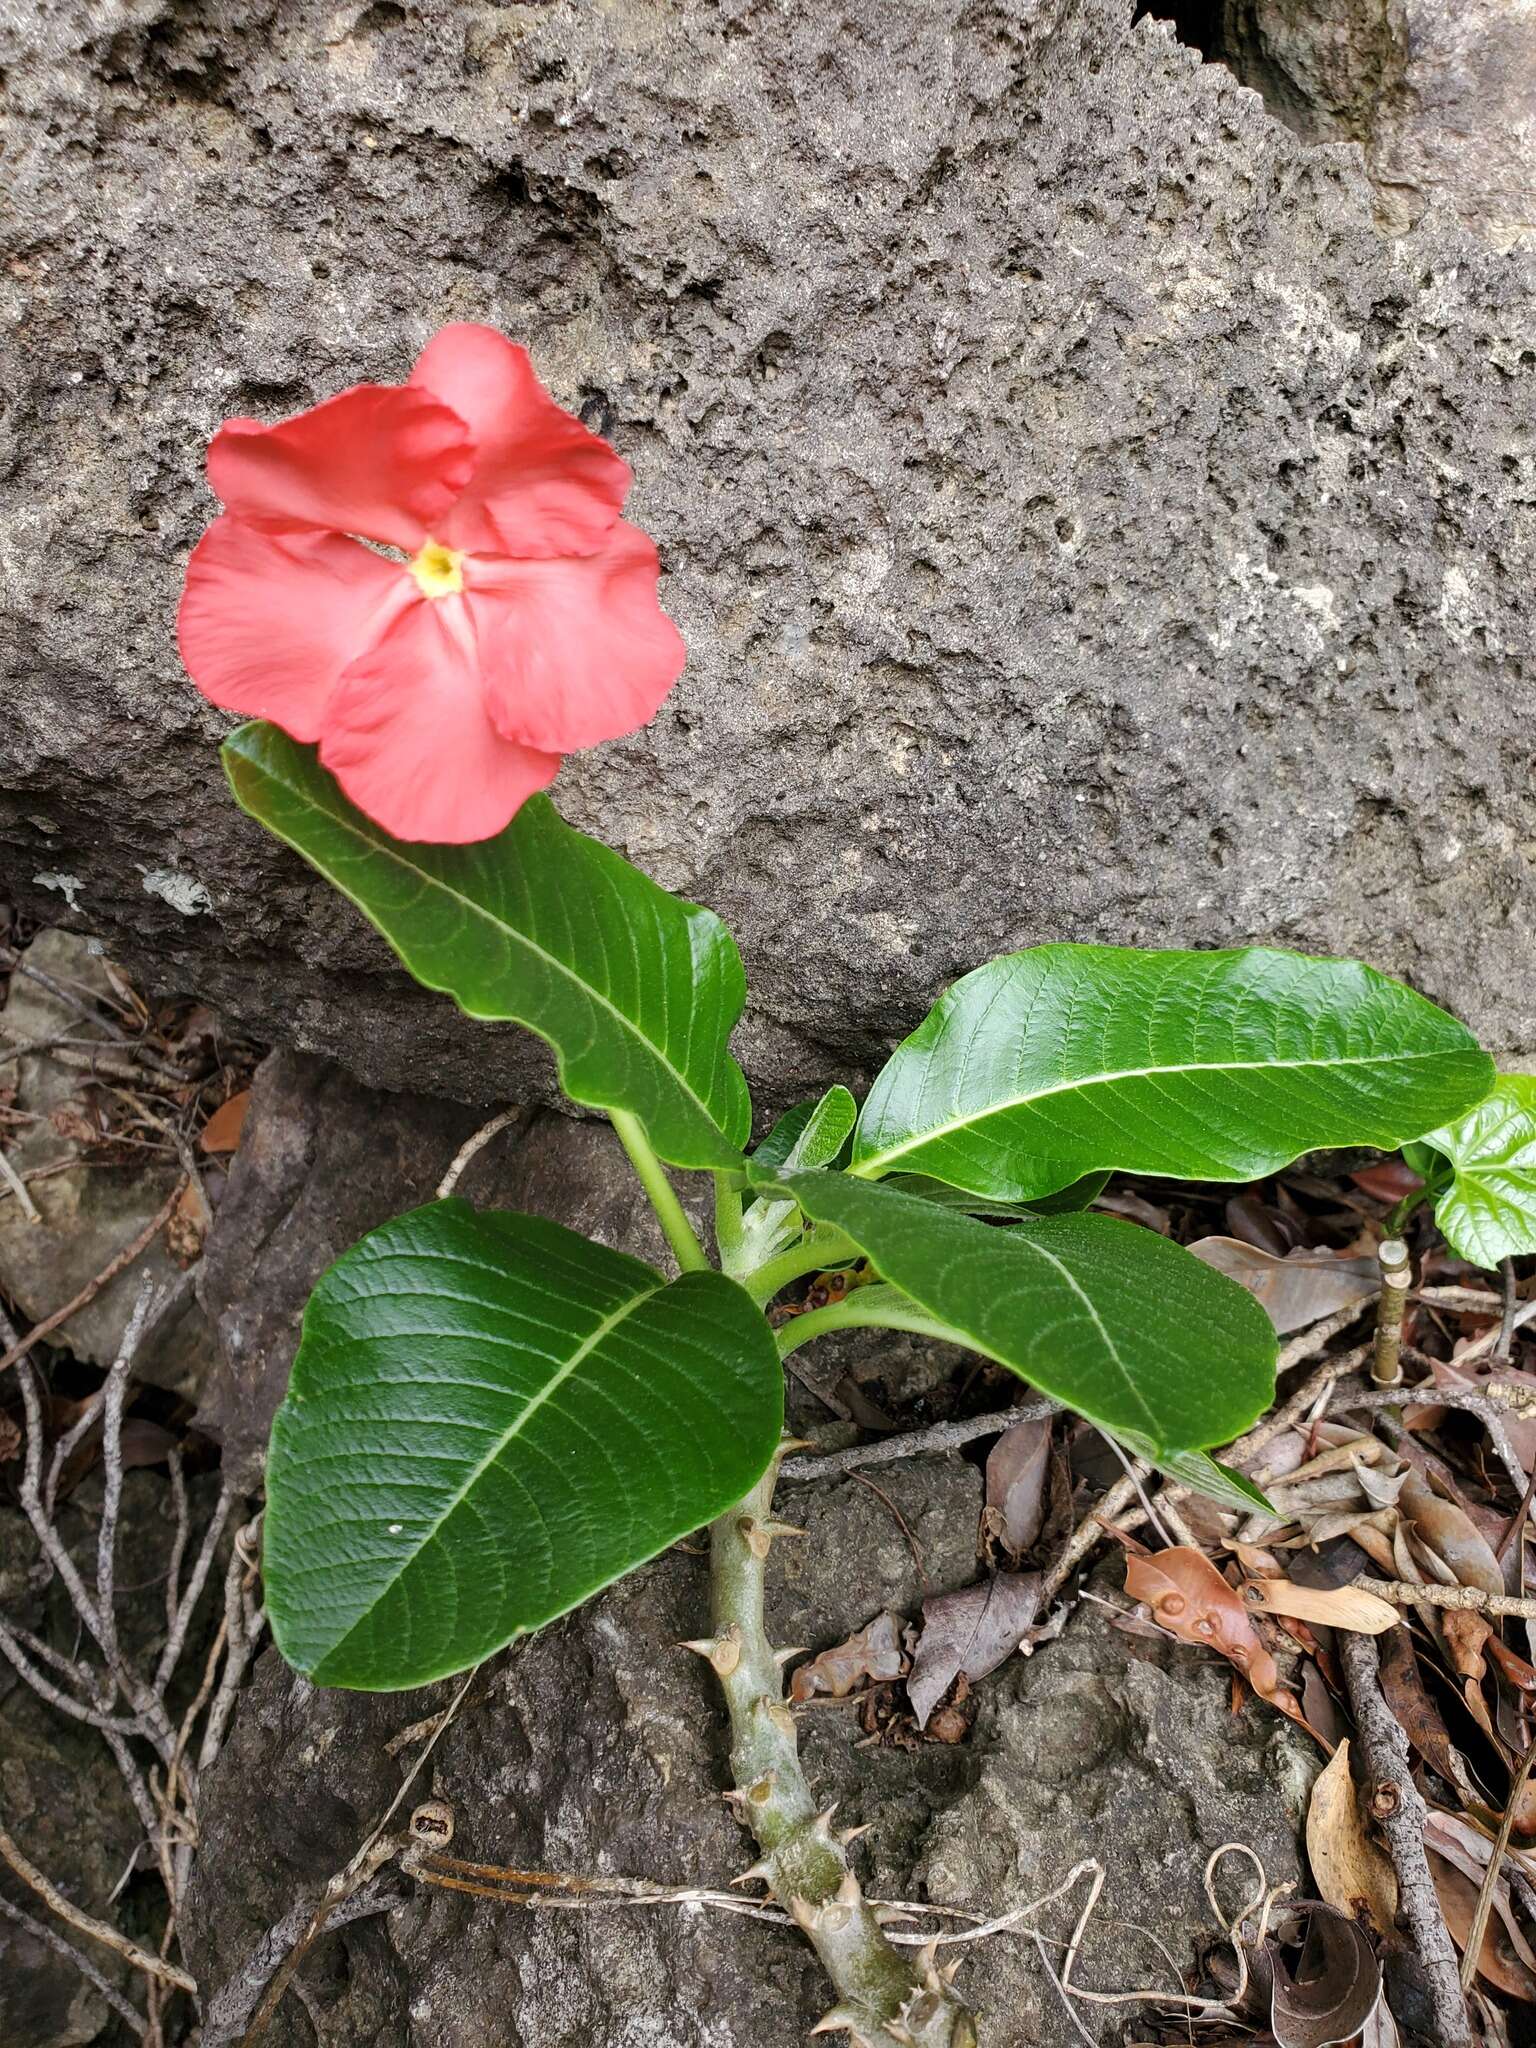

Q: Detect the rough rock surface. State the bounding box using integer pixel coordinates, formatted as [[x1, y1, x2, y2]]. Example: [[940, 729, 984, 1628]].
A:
[[181, 1507, 1314, 2048], [2, 0, 1533, 1122], [1213, 1, 1536, 245], [196, 1047, 712, 1485]]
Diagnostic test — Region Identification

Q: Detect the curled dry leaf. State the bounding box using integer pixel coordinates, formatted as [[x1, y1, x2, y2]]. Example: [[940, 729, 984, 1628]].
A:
[[1377, 1627, 1485, 1808], [1263, 1903, 1382, 2048], [789, 1612, 905, 1703], [906, 1573, 1042, 1730], [1305, 1741, 1398, 1937], [1245, 1577, 1399, 1636], [1123, 1547, 1310, 1731], [983, 1413, 1051, 1559], [1187, 1236, 1379, 1336], [1400, 1470, 1504, 1599]]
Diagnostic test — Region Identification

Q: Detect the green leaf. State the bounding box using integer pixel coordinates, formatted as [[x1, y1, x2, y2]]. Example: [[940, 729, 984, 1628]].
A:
[[223, 722, 749, 1169], [852, 945, 1494, 1202], [263, 1199, 782, 1689], [754, 1168, 1277, 1454], [1144, 1447, 1276, 1516], [752, 1087, 857, 1176], [1420, 1075, 1536, 1267]]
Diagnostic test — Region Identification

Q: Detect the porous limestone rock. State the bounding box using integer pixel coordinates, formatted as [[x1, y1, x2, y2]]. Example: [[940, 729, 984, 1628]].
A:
[[1, 0, 1532, 1123]]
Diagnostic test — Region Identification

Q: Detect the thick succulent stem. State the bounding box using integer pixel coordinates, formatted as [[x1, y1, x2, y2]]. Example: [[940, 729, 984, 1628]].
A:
[[705, 1466, 977, 2048]]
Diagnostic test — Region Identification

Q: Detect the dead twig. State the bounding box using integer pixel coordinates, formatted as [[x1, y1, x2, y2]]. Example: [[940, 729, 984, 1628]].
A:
[[1371, 1238, 1412, 1388], [0, 1176, 187, 1379], [1461, 1729, 1536, 1993], [0, 1821, 196, 1995], [779, 1398, 1057, 1483], [436, 1108, 524, 1200], [0, 1892, 150, 2038], [1356, 1576, 1536, 1622], [0, 1143, 41, 1222], [1338, 1629, 1471, 2046]]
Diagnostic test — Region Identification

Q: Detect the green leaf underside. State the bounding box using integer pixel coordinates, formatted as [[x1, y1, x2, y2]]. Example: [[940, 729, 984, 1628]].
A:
[[756, 1168, 1277, 1455], [852, 945, 1494, 1202], [263, 1201, 782, 1689], [223, 723, 749, 1170], [1144, 1448, 1276, 1516], [884, 1171, 1110, 1217], [1422, 1075, 1536, 1267]]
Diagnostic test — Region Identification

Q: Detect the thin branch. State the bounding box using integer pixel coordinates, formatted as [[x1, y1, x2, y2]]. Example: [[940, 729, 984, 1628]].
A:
[[436, 1108, 523, 1200], [779, 1398, 1057, 1483], [1357, 1576, 1536, 1622], [1371, 1238, 1412, 1388], [1338, 1630, 1470, 2046], [1462, 1730, 1536, 1992], [0, 1892, 148, 2037], [0, 1143, 41, 1222], [0, 1821, 196, 1994]]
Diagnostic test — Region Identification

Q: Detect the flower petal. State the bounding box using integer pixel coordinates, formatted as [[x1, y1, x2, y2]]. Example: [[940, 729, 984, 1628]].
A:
[[473, 521, 686, 753], [410, 324, 630, 559], [320, 596, 560, 843], [177, 516, 410, 741], [207, 384, 474, 549]]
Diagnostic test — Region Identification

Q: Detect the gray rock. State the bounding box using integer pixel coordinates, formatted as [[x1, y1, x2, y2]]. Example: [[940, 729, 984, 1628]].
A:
[[1, 0, 1532, 1125], [0, 929, 211, 1396], [1214, 1, 1536, 245], [180, 1493, 1313, 2048]]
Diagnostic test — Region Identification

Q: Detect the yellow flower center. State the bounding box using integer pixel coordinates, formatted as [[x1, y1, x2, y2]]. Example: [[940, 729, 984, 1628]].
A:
[[410, 539, 464, 598]]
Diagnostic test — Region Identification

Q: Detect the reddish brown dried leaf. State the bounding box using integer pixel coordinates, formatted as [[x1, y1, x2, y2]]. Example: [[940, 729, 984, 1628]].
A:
[[199, 1086, 252, 1155], [1430, 1850, 1536, 2000], [1124, 1547, 1309, 1729]]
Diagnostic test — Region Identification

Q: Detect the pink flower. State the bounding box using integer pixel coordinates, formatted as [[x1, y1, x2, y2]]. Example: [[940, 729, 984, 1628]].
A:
[[177, 324, 686, 843]]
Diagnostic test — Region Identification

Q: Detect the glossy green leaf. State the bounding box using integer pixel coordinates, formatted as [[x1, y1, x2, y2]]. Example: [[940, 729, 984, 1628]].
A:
[[852, 945, 1493, 1202], [755, 1167, 1277, 1454], [263, 1200, 782, 1689], [224, 722, 749, 1169], [1420, 1075, 1536, 1267], [1144, 1447, 1276, 1517]]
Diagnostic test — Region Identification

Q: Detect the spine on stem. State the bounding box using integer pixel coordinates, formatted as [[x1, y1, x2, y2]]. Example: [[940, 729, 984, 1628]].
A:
[[698, 1466, 977, 2048]]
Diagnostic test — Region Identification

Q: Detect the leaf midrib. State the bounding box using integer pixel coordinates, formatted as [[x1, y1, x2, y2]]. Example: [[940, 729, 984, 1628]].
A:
[[306, 1266, 664, 1672], [241, 749, 731, 1146], [853, 1047, 1472, 1177]]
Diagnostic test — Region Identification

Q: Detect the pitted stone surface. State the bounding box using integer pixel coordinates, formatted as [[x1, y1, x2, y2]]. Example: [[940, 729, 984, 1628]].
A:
[[1, 0, 1532, 1122]]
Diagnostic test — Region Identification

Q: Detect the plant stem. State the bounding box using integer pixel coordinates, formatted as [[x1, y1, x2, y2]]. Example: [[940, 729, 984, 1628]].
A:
[[743, 1226, 859, 1307], [706, 1469, 977, 2047], [776, 1286, 957, 1358], [713, 1171, 747, 1276], [609, 1112, 711, 1274]]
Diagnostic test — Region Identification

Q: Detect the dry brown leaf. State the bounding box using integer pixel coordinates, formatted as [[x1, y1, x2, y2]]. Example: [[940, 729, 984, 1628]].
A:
[[1429, 1849, 1536, 1999], [906, 1573, 1041, 1730], [788, 1612, 905, 1704], [1246, 1578, 1399, 1635], [1264, 1902, 1383, 2048], [199, 1086, 252, 1156], [1123, 1546, 1311, 1731], [1400, 1470, 1504, 1598], [983, 1414, 1051, 1559], [1377, 1627, 1485, 1807], [1305, 1740, 1398, 1937], [1187, 1236, 1379, 1335]]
